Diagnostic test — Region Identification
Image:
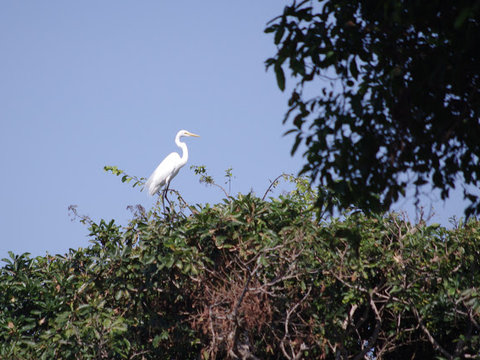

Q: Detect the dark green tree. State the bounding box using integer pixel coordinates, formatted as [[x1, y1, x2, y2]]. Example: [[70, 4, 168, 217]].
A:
[[265, 0, 480, 215]]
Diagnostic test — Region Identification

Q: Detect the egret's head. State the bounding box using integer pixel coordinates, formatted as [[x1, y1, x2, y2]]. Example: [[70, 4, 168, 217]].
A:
[[178, 130, 200, 138]]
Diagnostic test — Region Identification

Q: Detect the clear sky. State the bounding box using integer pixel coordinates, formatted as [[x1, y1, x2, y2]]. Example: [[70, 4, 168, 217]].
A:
[[0, 1, 468, 260]]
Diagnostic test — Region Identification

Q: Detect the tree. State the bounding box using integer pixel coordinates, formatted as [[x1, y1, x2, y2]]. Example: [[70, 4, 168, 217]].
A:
[[265, 0, 480, 216], [1, 173, 479, 359]]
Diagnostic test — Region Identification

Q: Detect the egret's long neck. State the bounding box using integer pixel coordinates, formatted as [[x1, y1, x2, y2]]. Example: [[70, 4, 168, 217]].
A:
[[176, 136, 189, 166]]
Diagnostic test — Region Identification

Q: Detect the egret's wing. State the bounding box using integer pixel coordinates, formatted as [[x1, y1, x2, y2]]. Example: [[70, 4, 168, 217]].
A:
[[145, 152, 181, 195]]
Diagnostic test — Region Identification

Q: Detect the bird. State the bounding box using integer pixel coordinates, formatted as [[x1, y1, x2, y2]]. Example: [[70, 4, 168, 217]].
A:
[[145, 130, 200, 200]]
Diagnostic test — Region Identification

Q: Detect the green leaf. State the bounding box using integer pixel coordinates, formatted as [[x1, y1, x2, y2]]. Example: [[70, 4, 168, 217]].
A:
[[349, 57, 358, 79], [454, 7, 471, 28], [291, 134, 302, 155], [274, 63, 286, 91], [274, 24, 285, 45]]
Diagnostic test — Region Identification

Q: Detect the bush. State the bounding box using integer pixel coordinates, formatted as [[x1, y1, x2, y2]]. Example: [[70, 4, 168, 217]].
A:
[[1, 177, 479, 359]]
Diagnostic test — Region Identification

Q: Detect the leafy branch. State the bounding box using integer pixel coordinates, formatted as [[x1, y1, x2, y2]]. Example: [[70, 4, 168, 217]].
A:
[[190, 165, 232, 199], [104, 165, 146, 189]]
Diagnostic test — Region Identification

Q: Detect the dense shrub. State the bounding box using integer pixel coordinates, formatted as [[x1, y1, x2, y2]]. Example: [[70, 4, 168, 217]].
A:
[[1, 180, 479, 359]]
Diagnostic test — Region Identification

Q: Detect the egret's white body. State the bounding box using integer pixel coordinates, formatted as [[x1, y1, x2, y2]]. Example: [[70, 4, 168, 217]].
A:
[[145, 130, 199, 196]]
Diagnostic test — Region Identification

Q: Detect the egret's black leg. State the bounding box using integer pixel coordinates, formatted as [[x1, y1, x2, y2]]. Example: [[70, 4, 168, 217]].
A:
[[161, 189, 166, 212], [163, 182, 172, 210]]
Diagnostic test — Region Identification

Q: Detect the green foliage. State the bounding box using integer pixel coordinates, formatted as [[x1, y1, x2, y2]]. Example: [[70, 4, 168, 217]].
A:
[[1, 176, 479, 359], [191, 165, 231, 198], [104, 166, 145, 189], [266, 0, 480, 216]]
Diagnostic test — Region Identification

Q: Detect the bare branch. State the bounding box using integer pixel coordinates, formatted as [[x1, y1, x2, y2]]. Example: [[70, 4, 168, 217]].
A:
[[352, 294, 382, 360], [262, 174, 289, 200], [410, 304, 453, 360], [280, 286, 312, 360]]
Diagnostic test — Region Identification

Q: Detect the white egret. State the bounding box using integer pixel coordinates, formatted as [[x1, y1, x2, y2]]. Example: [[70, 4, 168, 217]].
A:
[[145, 130, 200, 199]]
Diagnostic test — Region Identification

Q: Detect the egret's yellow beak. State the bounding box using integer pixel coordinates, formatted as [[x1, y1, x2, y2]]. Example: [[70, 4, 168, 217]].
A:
[[186, 132, 200, 137]]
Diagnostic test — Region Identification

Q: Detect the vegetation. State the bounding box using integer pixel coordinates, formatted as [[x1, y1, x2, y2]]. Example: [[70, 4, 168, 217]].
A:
[[265, 0, 480, 216], [4, 3, 479, 358], [1, 171, 479, 359]]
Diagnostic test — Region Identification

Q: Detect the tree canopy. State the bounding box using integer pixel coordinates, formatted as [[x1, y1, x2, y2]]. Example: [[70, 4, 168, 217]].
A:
[[1, 175, 479, 359], [265, 0, 480, 216]]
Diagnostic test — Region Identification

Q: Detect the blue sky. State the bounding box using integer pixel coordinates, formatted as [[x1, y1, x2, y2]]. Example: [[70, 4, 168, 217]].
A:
[[0, 1, 467, 259]]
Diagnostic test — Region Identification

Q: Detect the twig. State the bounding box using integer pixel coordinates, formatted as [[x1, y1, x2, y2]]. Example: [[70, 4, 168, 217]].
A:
[[280, 286, 312, 360], [352, 294, 382, 360], [232, 265, 258, 320], [262, 174, 289, 200], [226, 264, 260, 359], [410, 304, 453, 360]]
